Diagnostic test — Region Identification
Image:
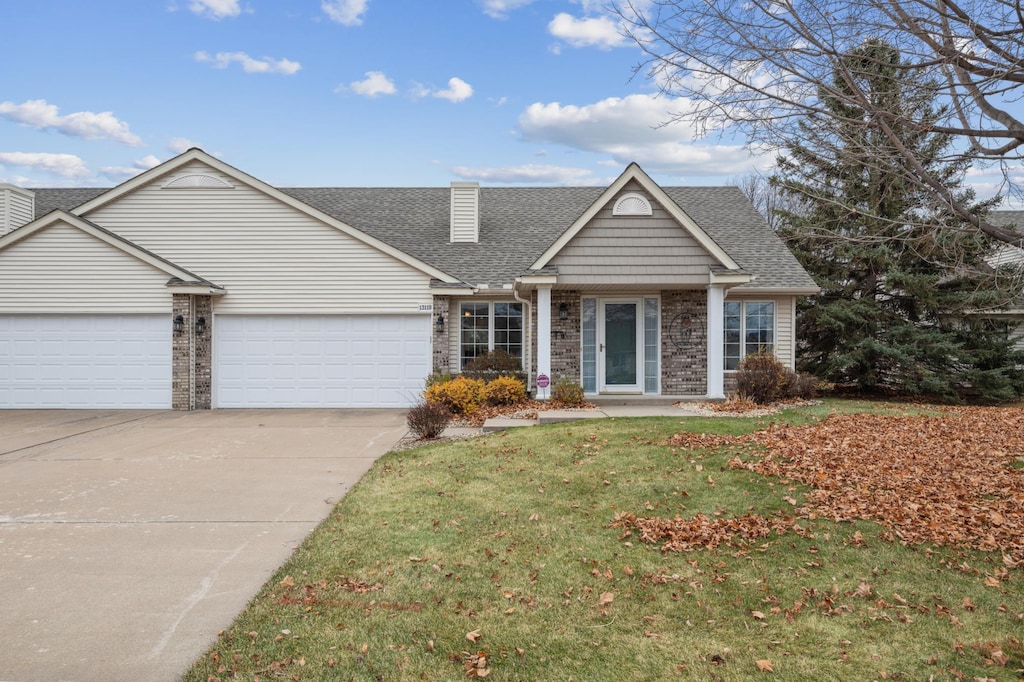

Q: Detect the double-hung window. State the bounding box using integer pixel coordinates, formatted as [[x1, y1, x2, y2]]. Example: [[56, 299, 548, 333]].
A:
[[459, 301, 523, 368], [724, 301, 775, 370]]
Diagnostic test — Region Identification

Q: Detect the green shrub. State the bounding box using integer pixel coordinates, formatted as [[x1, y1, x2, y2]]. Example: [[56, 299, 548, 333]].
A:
[[463, 350, 522, 374], [785, 371, 818, 400], [406, 400, 452, 439], [482, 376, 527, 406], [425, 370, 452, 389], [461, 350, 527, 386], [551, 376, 585, 407], [424, 376, 485, 415], [736, 352, 819, 403], [735, 351, 788, 404]]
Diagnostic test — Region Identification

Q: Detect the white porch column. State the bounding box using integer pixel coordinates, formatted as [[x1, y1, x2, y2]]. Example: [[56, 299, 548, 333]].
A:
[[536, 286, 552, 400], [706, 285, 725, 399]]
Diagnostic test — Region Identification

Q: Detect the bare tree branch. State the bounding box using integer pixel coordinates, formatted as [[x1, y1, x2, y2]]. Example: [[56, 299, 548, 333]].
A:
[[614, 0, 1024, 245]]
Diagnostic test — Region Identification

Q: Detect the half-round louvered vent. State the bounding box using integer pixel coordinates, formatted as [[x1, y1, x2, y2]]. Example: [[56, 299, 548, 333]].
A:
[[612, 192, 652, 216], [163, 173, 234, 189]]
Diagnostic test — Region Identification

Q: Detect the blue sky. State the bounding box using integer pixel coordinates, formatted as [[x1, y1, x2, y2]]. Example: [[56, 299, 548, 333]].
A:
[[0, 0, 763, 189], [0, 0, 1014, 203]]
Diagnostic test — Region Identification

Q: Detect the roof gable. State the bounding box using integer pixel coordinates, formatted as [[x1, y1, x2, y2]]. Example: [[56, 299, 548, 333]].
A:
[[0, 210, 222, 291], [73, 148, 461, 285], [530, 163, 741, 271]]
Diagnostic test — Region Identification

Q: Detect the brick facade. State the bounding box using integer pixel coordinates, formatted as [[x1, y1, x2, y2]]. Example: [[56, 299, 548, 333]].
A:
[[432, 295, 450, 373], [550, 290, 581, 383], [171, 293, 213, 410], [660, 290, 708, 395]]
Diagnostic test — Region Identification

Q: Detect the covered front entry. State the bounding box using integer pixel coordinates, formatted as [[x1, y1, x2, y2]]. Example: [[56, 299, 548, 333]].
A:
[[581, 296, 659, 395], [215, 314, 430, 408]]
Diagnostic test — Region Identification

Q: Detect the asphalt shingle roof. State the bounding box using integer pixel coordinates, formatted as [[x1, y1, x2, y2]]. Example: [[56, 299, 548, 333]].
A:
[[30, 184, 816, 290]]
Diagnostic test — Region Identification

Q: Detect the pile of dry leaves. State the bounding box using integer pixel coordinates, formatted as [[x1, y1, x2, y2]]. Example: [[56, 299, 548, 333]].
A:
[[653, 407, 1024, 564]]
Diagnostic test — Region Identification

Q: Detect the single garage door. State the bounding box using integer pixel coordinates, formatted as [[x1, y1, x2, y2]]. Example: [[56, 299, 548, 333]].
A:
[[216, 315, 430, 407], [0, 315, 172, 409]]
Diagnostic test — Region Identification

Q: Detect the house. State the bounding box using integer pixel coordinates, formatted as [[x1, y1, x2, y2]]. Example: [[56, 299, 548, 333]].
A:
[[0, 148, 818, 409]]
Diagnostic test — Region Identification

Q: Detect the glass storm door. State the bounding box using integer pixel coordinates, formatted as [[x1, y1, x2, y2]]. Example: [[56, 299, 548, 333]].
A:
[[599, 300, 641, 393]]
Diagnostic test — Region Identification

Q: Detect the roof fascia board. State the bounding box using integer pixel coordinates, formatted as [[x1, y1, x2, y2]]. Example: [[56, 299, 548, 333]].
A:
[[166, 284, 227, 295], [73, 148, 462, 284], [530, 163, 741, 271], [727, 286, 822, 296]]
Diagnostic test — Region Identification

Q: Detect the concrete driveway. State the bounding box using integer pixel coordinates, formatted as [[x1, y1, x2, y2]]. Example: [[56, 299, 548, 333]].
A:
[[0, 409, 409, 682]]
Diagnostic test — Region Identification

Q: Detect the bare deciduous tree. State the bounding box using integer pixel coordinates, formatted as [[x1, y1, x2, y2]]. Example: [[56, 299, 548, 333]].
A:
[[729, 171, 810, 230], [613, 0, 1024, 245]]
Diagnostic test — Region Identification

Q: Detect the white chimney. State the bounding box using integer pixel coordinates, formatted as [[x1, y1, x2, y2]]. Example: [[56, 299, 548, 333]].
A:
[[450, 181, 479, 243], [1, 184, 35, 235]]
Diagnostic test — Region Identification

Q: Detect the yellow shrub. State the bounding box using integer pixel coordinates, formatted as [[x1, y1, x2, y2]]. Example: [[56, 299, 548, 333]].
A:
[[424, 376, 485, 415], [482, 376, 526, 406]]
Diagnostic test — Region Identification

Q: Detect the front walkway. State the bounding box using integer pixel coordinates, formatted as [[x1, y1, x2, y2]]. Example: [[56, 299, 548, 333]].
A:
[[480, 403, 701, 432]]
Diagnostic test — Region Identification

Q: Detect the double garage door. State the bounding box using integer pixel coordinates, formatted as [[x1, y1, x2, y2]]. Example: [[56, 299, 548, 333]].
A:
[[0, 315, 172, 409], [216, 315, 429, 408], [1, 314, 430, 409]]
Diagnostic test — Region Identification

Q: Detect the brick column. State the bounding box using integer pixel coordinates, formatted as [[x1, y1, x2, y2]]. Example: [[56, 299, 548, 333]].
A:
[[432, 295, 450, 373], [170, 293, 214, 410], [193, 296, 213, 409], [171, 294, 191, 410]]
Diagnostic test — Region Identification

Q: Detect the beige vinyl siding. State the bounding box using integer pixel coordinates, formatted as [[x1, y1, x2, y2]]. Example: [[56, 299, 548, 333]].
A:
[[84, 161, 432, 314], [1, 186, 35, 235], [450, 184, 479, 243], [725, 294, 796, 370], [550, 188, 716, 286], [0, 221, 172, 313]]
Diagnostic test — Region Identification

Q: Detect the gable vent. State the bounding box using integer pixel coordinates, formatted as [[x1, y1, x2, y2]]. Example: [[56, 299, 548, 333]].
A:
[[1, 184, 35, 235], [163, 173, 234, 189], [613, 192, 652, 216], [450, 182, 480, 243]]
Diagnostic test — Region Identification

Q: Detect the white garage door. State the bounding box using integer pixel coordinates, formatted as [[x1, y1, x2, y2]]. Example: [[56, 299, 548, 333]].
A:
[[0, 315, 172, 409], [216, 315, 430, 408]]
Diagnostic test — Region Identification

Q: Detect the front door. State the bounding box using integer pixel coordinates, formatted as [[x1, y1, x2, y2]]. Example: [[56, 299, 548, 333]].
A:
[[599, 299, 642, 393]]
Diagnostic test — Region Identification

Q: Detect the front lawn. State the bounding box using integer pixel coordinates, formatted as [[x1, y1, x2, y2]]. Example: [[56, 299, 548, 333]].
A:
[[185, 400, 1024, 681]]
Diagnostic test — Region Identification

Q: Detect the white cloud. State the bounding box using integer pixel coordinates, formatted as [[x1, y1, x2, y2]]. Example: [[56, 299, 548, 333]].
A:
[[322, 0, 368, 26], [135, 154, 162, 169], [0, 152, 91, 180], [188, 0, 242, 19], [548, 12, 627, 49], [168, 137, 199, 154], [194, 51, 301, 75], [452, 164, 603, 185], [0, 99, 142, 146], [99, 154, 163, 181], [346, 71, 396, 97], [518, 94, 756, 176], [434, 77, 474, 102], [477, 0, 536, 19]]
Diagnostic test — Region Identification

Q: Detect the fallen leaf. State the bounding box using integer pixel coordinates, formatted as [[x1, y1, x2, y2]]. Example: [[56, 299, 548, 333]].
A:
[[279, 575, 295, 588], [599, 591, 614, 607], [751, 611, 766, 620], [466, 630, 481, 643], [755, 659, 773, 672]]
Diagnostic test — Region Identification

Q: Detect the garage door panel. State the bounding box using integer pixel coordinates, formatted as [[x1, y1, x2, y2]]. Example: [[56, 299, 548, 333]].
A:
[[216, 315, 429, 408], [0, 315, 171, 409]]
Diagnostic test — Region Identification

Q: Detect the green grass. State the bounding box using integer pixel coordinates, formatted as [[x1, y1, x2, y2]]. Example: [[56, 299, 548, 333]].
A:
[[185, 399, 1023, 681]]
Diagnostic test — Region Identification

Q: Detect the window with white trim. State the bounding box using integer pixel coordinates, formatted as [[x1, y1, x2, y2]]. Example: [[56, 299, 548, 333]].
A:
[[724, 301, 775, 370], [459, 301, 523, 368]]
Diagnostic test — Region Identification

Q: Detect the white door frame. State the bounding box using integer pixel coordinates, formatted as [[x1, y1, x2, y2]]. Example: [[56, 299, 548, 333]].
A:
[[598, 298, 643, 393]]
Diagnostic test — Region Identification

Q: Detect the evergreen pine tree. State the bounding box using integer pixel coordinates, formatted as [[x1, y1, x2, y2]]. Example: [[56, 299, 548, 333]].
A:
[[773, 39, 1024, 401]]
